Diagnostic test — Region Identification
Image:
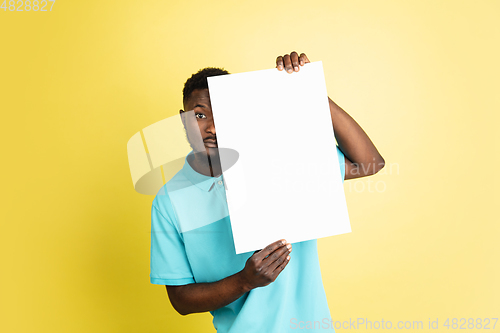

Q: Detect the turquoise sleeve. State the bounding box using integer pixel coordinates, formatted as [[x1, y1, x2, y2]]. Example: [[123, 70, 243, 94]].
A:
[[336, 146, 346, 183], [150, 195, 195, 286]]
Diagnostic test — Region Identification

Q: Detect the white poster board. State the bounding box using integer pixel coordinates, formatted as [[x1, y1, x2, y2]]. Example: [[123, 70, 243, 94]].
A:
[[208, 61, 351, 254]]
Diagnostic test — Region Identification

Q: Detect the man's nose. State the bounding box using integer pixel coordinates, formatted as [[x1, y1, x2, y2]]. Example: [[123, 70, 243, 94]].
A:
[[206, 121, 216, 135]]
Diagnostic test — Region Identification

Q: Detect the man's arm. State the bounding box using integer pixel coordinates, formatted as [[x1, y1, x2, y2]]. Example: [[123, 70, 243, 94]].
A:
[[328, 96, 385, 179], [166, 240, 292, 315], [276, 52, 385, 179]]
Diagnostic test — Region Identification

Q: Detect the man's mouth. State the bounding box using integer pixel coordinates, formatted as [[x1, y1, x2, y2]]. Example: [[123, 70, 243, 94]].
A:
[[204, 140, 218, 148]]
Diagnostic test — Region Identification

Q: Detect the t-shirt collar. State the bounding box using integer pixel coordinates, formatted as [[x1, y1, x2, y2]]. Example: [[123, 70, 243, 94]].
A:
[[181, 152, 218, 192]]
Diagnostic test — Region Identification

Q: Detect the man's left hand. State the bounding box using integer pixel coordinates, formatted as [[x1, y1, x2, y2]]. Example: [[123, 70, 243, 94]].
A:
[[276, 51, 310, 73]]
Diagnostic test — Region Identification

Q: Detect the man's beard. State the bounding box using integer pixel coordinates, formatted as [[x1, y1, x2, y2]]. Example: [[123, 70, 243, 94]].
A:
[[184, 131, 222, 177]]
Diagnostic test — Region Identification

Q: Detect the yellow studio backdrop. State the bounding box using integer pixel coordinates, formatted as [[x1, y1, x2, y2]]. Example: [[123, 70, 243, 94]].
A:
[[1, 0, 498, 332]]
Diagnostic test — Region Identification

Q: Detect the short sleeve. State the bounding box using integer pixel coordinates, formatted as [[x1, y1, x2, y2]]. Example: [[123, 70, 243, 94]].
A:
[[150, 194, 195, 285], [336, 145, 346, 183]]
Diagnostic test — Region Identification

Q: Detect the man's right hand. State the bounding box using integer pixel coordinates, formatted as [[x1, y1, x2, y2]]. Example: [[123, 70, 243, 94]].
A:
[[166, 239, 292, 315], [238, 239, 292, 290]]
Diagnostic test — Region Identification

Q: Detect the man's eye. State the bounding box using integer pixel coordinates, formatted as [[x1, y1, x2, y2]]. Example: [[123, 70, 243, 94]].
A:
[[195, 113, 207, 119]]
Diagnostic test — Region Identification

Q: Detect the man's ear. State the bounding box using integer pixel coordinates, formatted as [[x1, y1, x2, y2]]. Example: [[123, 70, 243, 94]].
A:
[[179, 109, 186, 127]]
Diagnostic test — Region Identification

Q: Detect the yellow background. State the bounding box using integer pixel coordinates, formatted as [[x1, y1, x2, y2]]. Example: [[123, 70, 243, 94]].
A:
[[1, 0, 498, 332]]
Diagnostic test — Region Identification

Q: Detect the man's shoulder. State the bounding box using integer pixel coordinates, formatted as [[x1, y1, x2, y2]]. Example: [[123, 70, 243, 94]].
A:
[[152, 168, 188, 212]]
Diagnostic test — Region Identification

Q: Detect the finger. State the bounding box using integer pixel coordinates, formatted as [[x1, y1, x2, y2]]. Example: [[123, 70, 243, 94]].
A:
[[253, 239, 287, 261], [264, 243, 292, 269], [270, 253, 291, 280], [290, 51, 300, 72], [276, 56, 284, 70], [299, 53, 310, 65], [283, 54, 293, 73]]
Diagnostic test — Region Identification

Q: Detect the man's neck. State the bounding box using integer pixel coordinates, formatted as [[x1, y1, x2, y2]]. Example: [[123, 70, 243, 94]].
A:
[[188, 151, 222, 178]]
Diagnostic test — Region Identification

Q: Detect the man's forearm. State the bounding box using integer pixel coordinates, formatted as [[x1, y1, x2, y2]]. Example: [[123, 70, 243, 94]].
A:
[[329, 97, 385, 171], [167, 240, 292, 316], [166, 271, 251, 315]]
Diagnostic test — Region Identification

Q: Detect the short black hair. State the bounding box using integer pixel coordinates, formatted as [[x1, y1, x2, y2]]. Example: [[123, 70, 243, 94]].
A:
[[183, 67, 229, 105]]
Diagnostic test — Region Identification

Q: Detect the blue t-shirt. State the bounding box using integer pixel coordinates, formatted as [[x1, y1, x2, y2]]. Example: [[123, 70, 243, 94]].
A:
[[151, 147, 346, 332]]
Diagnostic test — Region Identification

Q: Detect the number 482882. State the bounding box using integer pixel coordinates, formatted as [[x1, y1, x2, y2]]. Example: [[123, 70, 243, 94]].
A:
[[1, 0, 56, 11]]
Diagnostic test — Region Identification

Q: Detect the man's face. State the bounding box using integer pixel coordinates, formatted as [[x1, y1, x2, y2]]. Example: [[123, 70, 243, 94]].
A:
[[181, 88, 218, 155]]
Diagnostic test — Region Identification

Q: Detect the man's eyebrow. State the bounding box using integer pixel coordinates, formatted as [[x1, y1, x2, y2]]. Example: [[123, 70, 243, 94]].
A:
[[194, 104, 207, 109]]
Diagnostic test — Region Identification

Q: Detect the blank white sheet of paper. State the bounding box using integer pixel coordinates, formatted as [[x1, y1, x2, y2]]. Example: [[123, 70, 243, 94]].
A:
[[207, 61, 351, 254]]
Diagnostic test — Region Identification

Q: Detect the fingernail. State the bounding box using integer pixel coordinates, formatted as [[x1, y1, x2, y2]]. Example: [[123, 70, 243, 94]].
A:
[[286, 244, 292, 250], [286, 255, 290, 260], [294, 66, 298, 71], [282, 240, 286, 245]]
